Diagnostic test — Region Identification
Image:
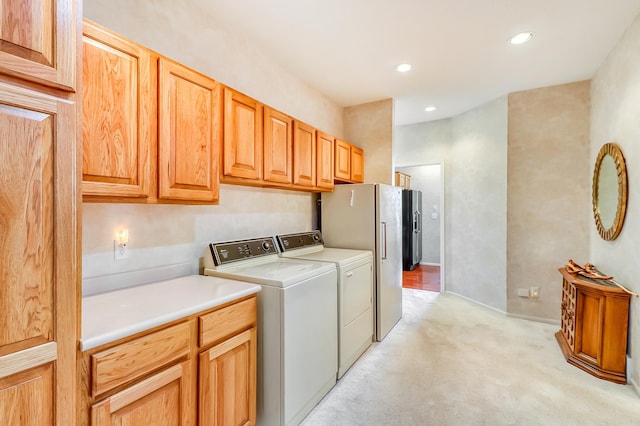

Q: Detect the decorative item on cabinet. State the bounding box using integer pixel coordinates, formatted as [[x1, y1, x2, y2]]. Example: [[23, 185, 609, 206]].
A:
[[81, 19, 221, 204], [334, 138, 365, 184], [555, 264, 633, 384]]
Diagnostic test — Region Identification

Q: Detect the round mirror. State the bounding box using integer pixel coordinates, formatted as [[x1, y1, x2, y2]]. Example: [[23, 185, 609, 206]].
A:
[[592, 143, 627, 240]]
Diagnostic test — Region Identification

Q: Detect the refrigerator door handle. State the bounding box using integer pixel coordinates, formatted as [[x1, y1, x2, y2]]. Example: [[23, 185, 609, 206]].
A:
[[416, 210, 422, 232], [380, 221, 387, 259]]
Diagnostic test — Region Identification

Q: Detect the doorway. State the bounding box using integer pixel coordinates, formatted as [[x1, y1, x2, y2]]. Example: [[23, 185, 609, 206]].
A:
[[395, 162, 444, 293]]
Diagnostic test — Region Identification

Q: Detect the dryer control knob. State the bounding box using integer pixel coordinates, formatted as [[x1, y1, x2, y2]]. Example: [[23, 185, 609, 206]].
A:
[[262, 241, 271, 251]]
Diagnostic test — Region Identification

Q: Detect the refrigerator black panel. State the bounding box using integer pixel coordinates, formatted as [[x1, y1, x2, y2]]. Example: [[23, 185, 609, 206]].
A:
[[402, 189, 422, 271]]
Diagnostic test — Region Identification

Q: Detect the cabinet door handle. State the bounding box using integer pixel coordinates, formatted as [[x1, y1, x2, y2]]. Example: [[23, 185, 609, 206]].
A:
[[346, 272, 353, 278]]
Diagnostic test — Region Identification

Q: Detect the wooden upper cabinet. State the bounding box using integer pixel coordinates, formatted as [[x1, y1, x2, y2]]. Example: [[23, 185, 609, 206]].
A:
[[158, 57, 219, 202], [334, 139, 351, 181], [222, 87, 263, 180], [0, 0, 75, 90], [293, 120, 316, 187], [81, 20, 152, 199], [316, 131, 334, 190], [351, 145, 364, 183], [263, 107, 292, 184], [0, 81, 77, 426]]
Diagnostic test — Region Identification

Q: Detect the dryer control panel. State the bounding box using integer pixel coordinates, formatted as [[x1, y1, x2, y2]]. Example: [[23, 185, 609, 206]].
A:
[[209, 237, 278, 265], [277, 231, 324, 252]]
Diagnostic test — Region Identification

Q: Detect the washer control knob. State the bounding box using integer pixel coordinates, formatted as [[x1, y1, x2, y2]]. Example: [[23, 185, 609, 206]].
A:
[[313, 234, 320, 241], [261, 241, 271, 251]]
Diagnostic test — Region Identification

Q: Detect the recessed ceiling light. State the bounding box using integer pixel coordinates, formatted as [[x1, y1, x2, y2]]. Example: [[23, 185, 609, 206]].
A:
[[509, 32, 534, 45], [396, 63, 412, 73], [424, 106, 436, 112]]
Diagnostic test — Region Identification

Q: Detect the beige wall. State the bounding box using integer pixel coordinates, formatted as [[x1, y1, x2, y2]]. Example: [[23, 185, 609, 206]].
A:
[[449, 97, 509, 311], [344, 99, 394, 184], [507, 81, 591, 321], [82, 0, 342, 287], [591, 12, 640, 390]]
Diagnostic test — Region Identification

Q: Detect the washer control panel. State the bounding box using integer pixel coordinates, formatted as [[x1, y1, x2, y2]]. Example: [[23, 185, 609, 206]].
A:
[[209, 237, 278, 265], [276, 231, 324, 252]]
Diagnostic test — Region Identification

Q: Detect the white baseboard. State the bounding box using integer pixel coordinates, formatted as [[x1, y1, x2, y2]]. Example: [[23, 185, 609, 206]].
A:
[[627, 355, 639, 396], [507, 312, 561, 326], [446, 291, 561, 325], [420, 262, 440, 266], [445, 291, 506, 315]]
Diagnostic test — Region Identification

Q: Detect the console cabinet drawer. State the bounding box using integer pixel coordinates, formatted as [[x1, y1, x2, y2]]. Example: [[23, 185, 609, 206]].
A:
[[91, 322, 191, 397], [199, 297, 256, 347]]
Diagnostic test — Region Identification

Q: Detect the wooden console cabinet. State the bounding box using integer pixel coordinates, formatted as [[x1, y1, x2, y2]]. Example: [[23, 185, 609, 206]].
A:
[[555, 267, 631, 384]]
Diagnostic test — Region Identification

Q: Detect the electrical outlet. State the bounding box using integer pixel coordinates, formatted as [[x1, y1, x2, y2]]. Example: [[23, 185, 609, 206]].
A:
[[114, 239, 128, 260], [530, 287, 540, 298], [517, 288, 530, 297]]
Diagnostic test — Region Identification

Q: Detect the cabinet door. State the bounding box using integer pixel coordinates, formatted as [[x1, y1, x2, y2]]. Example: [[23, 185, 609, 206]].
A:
[[316, 131, 334, 190], [334, 139, 351, 181], [574, 289, 605, 366], [0, 0, 75, 90], [350, 145, 364, 183], [91, 361, 193, 426], [158, 58, 219, 202], [263, 107, 292, 184], [199, 329, 257, 426], [81, 20, 152, 199], [222, 88, 263, 180], [293, 121, 316, 187], [0, 82, 77, 426]]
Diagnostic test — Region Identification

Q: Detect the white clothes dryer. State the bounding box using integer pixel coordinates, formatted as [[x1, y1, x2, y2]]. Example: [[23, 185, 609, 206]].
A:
[[276, 231, 373, 379], [203, 236, 337, 426]]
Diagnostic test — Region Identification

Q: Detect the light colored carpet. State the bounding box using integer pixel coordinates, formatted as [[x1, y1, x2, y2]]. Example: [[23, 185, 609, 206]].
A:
[[301, 289, 640, 425]]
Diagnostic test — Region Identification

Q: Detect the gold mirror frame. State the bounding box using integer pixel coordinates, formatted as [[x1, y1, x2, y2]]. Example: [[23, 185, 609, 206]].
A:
[[592, 142, 628, 241]]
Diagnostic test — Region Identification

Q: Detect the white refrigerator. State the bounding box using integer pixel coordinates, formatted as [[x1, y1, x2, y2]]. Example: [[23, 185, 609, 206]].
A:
[[321, 183, 403, 341]]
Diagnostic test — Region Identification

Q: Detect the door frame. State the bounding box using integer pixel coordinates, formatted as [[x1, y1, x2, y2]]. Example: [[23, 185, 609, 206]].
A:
[[394, 160, 445, 293]]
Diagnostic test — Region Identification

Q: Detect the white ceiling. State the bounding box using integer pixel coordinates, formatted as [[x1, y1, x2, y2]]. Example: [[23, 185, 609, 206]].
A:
[[197, 0, 640, 126]]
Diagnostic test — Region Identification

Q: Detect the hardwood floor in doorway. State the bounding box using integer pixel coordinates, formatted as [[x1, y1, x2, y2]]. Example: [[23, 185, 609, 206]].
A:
[[402, 265, 440, 292]]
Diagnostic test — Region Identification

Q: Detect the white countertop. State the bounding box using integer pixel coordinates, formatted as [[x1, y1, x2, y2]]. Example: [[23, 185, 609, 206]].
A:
[[81, 275, 261, 351]]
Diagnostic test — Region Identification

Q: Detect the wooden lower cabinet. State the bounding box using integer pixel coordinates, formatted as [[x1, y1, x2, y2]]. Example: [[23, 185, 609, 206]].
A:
[[0, 363, 55, 425], [199, 329, 257, 426], [555, 267, 630, 384], [81, 296, 257, 426], [91, 361, 192, 426]]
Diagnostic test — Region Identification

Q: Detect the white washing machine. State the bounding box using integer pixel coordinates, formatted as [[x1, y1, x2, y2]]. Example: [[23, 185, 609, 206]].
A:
[[276, 231, 373, 379], [203, 236, 337, 426]]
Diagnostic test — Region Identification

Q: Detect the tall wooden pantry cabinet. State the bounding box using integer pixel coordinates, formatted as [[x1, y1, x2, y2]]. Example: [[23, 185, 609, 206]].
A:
[[0, 0, 80, 425]]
